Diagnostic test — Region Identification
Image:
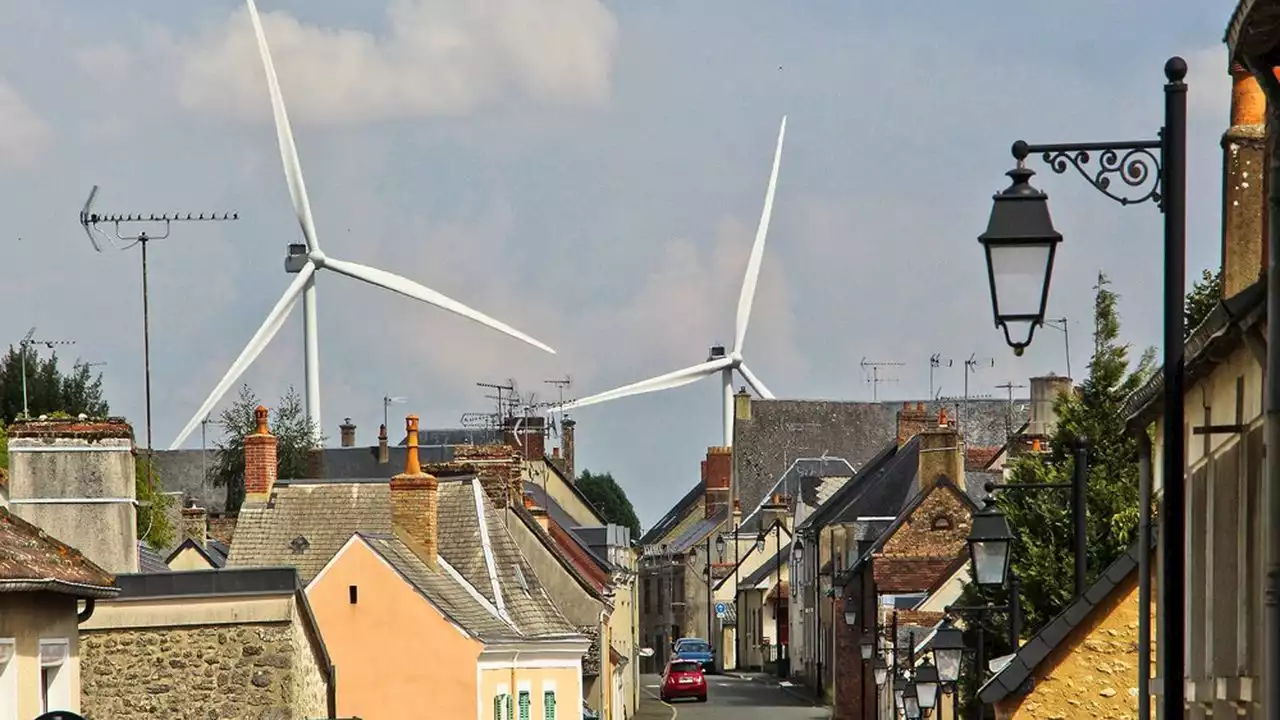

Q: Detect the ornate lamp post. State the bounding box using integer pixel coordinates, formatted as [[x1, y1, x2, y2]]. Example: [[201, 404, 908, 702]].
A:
[[977, 57, 1187, 719]]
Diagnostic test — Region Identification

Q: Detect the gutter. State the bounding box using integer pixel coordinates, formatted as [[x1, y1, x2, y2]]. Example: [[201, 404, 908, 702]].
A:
[[0, 578, 120, 599]]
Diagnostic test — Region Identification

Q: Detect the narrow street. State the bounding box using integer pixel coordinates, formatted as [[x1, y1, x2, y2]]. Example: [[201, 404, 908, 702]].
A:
[[634, 673, 830, 720]]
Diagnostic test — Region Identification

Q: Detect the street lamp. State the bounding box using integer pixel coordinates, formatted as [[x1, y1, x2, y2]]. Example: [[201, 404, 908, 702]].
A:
[[914, 659, 940, 711], [860, 631, 875, 661], [978, 166, 1062, 355], [894, 672, 908, 713], [978, 57, 1188, 719], [715, 534, 726, 562], [844, 608, 857, 626], [929, 618, 965, 684], [902, 682, 921, 720], [755, 533, 767, 554], [874, 656, 889, 687], [967, 496, 1014, 589]]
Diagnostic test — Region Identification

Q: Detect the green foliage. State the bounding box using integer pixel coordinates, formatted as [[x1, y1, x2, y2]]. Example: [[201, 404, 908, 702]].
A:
[[213, 385, 324, 513], [1185, 268, 1223, 339], [135, 454, 175, 548], [0, 422, 7, 470], [954, 273, 1154, 717], [576, 469, 642, 539], [0, 344, 108, 422]]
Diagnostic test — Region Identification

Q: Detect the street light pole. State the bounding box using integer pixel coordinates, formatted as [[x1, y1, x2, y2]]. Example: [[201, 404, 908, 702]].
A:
[[978, 58, 1187, 719]]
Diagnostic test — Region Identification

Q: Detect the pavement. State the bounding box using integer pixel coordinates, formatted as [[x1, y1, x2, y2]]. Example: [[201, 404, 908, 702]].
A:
[[635, 672, 830, 720]]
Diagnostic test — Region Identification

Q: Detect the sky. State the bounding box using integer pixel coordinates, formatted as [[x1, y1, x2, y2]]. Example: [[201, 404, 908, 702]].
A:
[[0, 1, 1237, 526]]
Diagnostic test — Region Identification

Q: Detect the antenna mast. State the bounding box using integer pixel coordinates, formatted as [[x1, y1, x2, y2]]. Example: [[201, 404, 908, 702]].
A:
[[476, 380, 516, 426], [1043, 316, 1072, 379], [995, 380, 1028, 440], [859, 357, 904, 402], [963, 353, 995, 434], [79, 185, 238, 495], [928, 353, 953, 401], [17, 329, 75, 419]]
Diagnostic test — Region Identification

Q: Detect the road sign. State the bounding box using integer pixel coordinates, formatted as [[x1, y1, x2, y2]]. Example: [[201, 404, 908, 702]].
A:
[[715, 602, 727, 617]]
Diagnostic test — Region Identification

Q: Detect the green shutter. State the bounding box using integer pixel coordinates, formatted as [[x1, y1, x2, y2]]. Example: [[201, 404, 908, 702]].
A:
[[543, 690, 556, 720], [494, 695, 502, 720], [518, 690, 531, 720]]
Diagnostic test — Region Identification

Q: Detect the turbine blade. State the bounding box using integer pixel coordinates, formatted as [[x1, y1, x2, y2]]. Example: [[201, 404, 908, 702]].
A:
[[733, 116, 787, 353], [322, 257, 556, 355], [245, 0, 321, 253], [737, 362, 775, 400], [552, 358, 732, 412], [169, 263, 314, 449]]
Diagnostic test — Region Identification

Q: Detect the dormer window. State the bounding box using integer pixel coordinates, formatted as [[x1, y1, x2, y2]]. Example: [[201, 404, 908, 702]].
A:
[[931, 516, 952, 531], [290, 535, 310, 554]]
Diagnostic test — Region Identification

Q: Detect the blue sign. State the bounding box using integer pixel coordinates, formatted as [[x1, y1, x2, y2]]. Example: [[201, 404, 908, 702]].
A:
[[715, 602, 727, 616]]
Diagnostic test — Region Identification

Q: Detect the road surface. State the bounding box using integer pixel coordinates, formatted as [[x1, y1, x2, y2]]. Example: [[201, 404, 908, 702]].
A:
[[635, 673, 830, 720]]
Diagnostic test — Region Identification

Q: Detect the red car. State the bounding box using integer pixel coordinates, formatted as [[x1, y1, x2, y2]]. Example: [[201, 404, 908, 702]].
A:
[[661, 659, 708, 703]]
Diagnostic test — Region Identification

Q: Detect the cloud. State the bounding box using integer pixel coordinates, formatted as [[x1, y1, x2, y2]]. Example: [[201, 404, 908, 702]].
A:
[[175, 0, 619, 124], [0, 79, 50, 168], [1185, 45, 1231, 124], [76, 43, 134, 87]]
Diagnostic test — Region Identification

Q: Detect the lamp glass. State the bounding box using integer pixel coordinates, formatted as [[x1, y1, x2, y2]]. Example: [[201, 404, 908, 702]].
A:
[[860, 638, 873, 661], [934, 648, 963, 684], [875, 665, 889, 687], [844, 610, 857, 626], [969, 538, 1011, 588], [755, 535, 767, 553], [715, 534, 727, 561], [904, 696, 920, 719], [985, 241, 1054, 347]]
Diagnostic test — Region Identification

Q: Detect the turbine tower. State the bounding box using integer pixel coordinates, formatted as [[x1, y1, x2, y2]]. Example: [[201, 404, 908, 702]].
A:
[[168, 0, 556, 450], [553, 117, 787, 447]]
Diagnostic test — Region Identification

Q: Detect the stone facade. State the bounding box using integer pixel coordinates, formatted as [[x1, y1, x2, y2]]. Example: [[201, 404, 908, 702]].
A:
[[994, 571, 1151, 720], [80, 619, 327, 720]]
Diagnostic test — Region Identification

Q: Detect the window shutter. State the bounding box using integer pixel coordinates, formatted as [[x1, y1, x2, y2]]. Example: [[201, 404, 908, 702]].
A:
[[544, 690, 557, 720], [493, 695, 502, 720], [518, 690, 531, 720]]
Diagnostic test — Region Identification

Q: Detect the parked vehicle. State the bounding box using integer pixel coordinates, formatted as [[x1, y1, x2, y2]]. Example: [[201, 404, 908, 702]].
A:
[[660, 659, 708, 703], [673, 637, 716, 673]]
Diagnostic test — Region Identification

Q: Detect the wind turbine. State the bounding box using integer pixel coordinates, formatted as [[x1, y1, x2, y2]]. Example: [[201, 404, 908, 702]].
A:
[[168, 0, 555, 450], [553, 117, 787, 447]]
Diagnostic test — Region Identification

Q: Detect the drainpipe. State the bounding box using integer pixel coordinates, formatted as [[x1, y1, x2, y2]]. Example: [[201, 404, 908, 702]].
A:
[[1248, 56, 1280, 720], [1138, 432, 1153, 720], [76, 598, 96, 624]]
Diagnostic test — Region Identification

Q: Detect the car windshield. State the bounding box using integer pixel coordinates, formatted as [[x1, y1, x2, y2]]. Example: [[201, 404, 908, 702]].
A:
[[669, 661, 701, 674], [679, 641, 711, 654]]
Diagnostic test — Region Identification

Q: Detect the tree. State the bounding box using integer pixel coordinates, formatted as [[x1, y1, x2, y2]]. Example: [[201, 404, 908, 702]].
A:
[[954, 273, 1154, 715], [135, 455, 175, 548], [576, 470, 642, 540], [213, 385, 324, 512], [1185, 268, 1223, 338], [0, 345, 107, 422]]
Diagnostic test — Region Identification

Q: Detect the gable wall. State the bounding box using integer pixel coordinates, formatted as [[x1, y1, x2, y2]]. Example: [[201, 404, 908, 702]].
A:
[[879, 487, 971, 558]]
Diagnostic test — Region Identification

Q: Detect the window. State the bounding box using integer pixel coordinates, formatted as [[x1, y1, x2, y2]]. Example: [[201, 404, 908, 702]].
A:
[[493, 685, 513, 720], [0, 638, 15, 720], [39, 639, 71, 714], [518, 690, 531, 720], [542, 681, 557, 720]]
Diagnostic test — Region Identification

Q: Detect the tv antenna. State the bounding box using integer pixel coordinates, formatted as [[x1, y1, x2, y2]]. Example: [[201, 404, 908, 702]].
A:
[[545, 376, 572, 408], [79, 185, 238, 494], [962, 353, 995, 434], [1042, 316, 1072, 379], [859, 358, 904, 402], [383, 395, 408, 436], [928, 354, 953, 401], [477, 380, 516, 424], [995, 380, 1028, 439], [16, 328, 75, 419]]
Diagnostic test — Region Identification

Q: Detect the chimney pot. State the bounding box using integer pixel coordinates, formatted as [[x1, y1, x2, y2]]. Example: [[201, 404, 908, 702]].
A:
[[339, 417, 357, 448], [561, 418, 576, 480], [378, 423, 389, 465], [1222, 64, 1268, 299], [390, 414, 438, 569]]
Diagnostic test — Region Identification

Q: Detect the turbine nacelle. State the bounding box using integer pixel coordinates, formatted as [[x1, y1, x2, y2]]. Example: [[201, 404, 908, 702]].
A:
[[285, 243, 308, 273]]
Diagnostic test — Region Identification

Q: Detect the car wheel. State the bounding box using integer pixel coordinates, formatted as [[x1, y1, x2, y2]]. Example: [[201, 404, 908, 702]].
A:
[[660, 694, 668, 703], [698, 695, 708, 703]]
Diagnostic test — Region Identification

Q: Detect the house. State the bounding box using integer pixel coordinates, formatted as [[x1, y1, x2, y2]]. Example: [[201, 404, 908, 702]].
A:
[[1120, 27, 1269, 719], [227, 409, 593, 719], [976, 535, 1156, 720], [164, 503, 229, 570], [306, 420, 589, 720], [734, 498, 793, 672], [79, 567, 336, 720], [0, 505, 119, 718]]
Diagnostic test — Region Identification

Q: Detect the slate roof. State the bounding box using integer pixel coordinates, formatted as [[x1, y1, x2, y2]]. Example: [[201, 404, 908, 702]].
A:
[[639, 481, 704, 546], [399, 428, 503, 447], [978, 531, 1156, 704], [721, 600, 737, 626], [798, 438, 918, 533], [523, 482, 612, 572], [138, 542, 170, 574], [733, 398, 1026, 520], [227, 478, 394, 582], [0, 506, 118, 598], [738, 457, 855, 532], [668, 507, 729, 554], [164, 538, 229, 569]]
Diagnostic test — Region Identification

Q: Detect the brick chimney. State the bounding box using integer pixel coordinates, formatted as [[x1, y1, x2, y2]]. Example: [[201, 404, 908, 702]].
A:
[[917, 408, 964, 493], [244, 406, 278, 504], [761, 493, 789, 531], [523, 493, 551, 533], [561, 418, 576, 481], [378, 423, 389, 465], [1222, 62, 1267, 299], [339, 418, 357, 448], [702, 447, 732, 519], [503, 416, 546, 461], [181, 501, 208, 545], [897, 402, 930, 447], [391, 415, 439, 569], [1028, 374, 1073, 437], [455, 445, 523, 509]]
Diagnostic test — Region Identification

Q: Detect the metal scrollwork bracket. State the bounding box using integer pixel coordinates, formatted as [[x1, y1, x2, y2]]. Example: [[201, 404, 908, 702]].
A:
[[1012, 137, 1166, 211]]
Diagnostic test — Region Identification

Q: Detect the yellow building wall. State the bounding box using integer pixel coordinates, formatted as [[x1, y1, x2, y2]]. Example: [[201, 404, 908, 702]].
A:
[[166, 546, 216, 571], [994, 567, 1153, 720], [0, 592, 81, 718], [480, 665, 581, 720], [307, 540, 483, 720], [523, 460, 605, 527]]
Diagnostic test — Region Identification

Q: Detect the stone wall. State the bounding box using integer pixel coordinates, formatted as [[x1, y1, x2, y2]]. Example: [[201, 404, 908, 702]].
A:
[[996, 570, 1151, 720], [290, 604, 330, 720], [879, 485, 971, 558], [81, 620, 327, 720]]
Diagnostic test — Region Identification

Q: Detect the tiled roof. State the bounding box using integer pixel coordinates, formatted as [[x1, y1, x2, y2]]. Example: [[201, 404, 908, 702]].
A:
[[668, 508, 729, 554], [138, 542, 170, 574], [639, 481, 704, 546], [978, 531, 1156, 704], [227, 478, 394, 583], [0, 506, 118, 598], [581, 625, 602, 676], [522, 481, 612, 572], [873, 558, 958, 594], [734, 399, 1024, 519], [164, 538, 229, 569], [547, 519, 611, 593], [800, 437, 920, 533], [362, 534, 516, 639], [966, 446, 1001, 471], [739, 457, 855, 532]]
